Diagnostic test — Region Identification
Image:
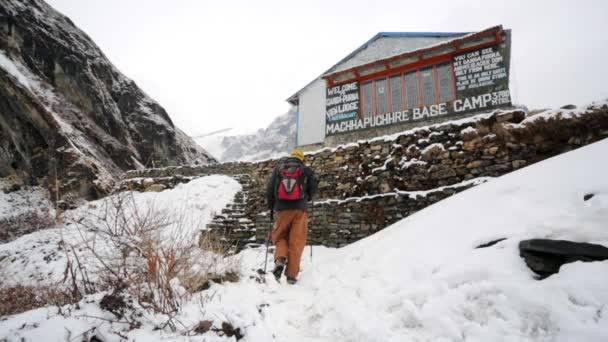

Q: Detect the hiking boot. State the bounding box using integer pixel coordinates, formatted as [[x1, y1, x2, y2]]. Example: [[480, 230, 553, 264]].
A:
[[272, 258, 286, 280], [286, 277, 297, 285]]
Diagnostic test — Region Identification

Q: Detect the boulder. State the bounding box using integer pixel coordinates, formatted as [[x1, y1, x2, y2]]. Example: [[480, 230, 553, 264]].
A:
[[519, 239, 608, 279]]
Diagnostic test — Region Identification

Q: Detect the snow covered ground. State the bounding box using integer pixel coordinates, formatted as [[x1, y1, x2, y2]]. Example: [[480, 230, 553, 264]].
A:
[[0, 179, 54, 223], [2, 140, 608, 341], [0, 180, 55, 243]]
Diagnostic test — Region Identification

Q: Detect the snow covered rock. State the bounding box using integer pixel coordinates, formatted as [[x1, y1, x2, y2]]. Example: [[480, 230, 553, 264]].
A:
[[0, 0, 215, 201], [519, 239, 608, 279]]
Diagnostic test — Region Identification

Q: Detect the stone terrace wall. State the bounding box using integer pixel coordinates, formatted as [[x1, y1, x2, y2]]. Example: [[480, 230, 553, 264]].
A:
[[125, 103, 608, 247], [244, 105, 608, 217], [255, 178, 487, 247], [126, 162, 254, 179]]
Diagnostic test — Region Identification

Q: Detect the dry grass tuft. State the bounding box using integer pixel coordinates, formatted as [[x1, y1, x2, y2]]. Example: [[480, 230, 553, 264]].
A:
[[0, 284, 80, 317]]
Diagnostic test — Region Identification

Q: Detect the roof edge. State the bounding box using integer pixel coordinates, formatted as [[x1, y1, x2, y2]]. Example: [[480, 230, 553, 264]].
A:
[[323, 25, 503, 81]]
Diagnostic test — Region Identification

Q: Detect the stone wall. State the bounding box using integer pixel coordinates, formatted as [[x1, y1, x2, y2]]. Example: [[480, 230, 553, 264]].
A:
[[124, 103, 608, 248], [244, 105, 608, 218], [254, 178, 486, 247], [125, 162, 255, 179]]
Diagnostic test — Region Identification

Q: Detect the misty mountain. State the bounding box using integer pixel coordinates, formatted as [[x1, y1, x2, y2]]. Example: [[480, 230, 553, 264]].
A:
[[196, 107, 297, 162]]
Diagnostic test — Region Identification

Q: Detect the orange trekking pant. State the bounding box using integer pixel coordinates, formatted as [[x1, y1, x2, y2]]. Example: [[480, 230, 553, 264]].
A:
[[270, 209, 308, 279]]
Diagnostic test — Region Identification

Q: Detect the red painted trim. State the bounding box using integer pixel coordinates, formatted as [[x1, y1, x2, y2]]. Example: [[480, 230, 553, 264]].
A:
[[416, 70, 423, 108], [388, 76, 392, 113], [401, 73, 406, 110], [358, 82, 364, 118], [450, 61, 458, 101], [372, 80, 377, 116]]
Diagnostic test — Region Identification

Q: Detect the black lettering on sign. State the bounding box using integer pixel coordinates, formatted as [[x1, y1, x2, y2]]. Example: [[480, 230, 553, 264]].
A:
[[326, 81, 360, 122], [453, 45, 507, 92]]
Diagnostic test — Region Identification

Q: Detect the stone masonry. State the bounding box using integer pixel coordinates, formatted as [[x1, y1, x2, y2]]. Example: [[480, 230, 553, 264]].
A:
[[255, 178, 487, 247]]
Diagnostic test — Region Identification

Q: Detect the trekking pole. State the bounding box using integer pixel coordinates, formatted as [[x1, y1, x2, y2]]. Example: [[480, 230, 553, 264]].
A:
[[262, 210, 274, 274], [310, 201, 314, 263]]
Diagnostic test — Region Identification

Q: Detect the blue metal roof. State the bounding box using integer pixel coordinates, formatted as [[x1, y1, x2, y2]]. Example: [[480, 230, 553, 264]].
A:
[[376, 32, 466, 37], [287, 31, 468, 104]]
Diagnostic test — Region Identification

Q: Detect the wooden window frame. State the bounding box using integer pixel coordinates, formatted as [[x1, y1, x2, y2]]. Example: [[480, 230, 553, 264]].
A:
[[354, 55, 463, 117]]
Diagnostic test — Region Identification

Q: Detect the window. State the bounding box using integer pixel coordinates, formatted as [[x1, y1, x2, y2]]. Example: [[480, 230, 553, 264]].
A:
[[405, 71, 419, 109], [355, 60, 456, 117], [390, 75, 402, 113], [420, 66, 435, 106], [375, 78, 387, 114], [361, 81, 373, 117], [437, 62, 455, 102]]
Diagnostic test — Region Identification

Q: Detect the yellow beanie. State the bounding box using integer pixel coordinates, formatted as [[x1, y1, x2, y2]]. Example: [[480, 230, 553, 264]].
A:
[[290, 148, 305, 161]]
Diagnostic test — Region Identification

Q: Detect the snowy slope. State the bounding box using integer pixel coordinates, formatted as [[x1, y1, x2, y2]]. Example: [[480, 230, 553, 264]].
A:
[[0, 175, 241, 287], [2, 139, 608, 341], [195, 107, 297, 162]]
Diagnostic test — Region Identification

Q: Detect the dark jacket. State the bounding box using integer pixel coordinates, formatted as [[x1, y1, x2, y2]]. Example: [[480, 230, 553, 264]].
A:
[[266, 157, 318, 211]]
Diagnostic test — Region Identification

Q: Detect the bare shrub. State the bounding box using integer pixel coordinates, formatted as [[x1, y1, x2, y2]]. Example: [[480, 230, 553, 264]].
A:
[[64, 191, 241, 328], [199, 230, 231, 255]]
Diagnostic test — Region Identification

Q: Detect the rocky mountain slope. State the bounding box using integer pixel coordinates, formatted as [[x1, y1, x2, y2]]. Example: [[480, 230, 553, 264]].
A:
[[195, 107, 296, 162], [0, 0, 215, 201]]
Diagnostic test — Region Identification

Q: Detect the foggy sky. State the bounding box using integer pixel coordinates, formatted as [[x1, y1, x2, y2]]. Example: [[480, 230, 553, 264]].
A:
[[45, 0, 608, 136]]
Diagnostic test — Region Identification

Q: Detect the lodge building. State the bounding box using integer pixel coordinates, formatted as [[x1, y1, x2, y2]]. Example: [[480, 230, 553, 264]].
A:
[[287, 25, 513, 149]]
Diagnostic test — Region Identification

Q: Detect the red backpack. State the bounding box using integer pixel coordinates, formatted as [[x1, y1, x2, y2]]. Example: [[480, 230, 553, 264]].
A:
[[276, 160, 306, 201]]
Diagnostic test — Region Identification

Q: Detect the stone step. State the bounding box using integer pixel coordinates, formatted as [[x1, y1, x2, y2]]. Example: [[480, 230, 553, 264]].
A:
[[220, 207, 244, 212], [214, 220, 253, 227], [215, 220, 253, 225], [222, 209, 246, 215]]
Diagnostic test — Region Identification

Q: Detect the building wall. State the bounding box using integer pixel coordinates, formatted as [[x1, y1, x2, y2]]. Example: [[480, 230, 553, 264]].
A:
[[296, 36, 463, 147], [297, 78, 326, 146], [324, 31, 512, 140]]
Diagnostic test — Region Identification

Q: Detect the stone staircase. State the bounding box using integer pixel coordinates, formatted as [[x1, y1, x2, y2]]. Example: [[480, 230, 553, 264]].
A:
[[200, 174, 257, 250]]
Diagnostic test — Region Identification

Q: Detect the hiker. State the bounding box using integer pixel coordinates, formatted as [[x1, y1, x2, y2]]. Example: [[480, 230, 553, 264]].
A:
[[265, 148, 318, 284]]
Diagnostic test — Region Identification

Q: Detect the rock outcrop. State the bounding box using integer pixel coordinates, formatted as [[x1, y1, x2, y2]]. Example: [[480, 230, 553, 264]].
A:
[[0, 0, 215, 201], [519, 239, 608, 279]]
